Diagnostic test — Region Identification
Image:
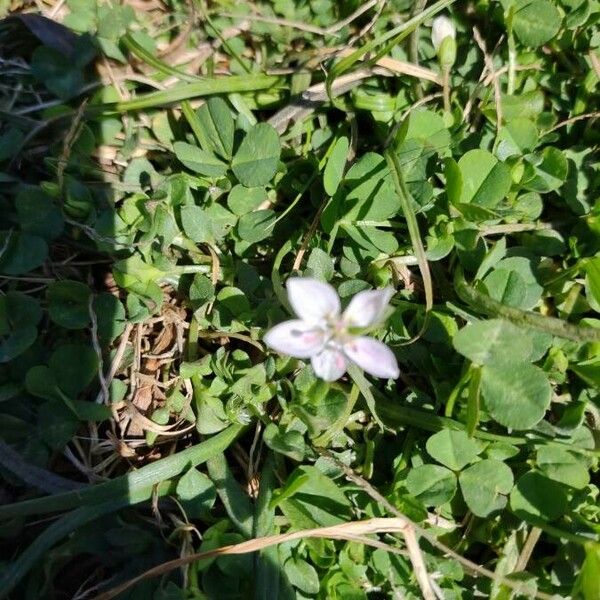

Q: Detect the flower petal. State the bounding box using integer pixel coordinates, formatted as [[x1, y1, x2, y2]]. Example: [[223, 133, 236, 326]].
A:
[[344, 336, 400, 379], [311, 347, 347, 382], [431, 15, 456, 50], [264, 320, 325, 358], [343, 287, 394, 328], [286, 277, 341, 323]]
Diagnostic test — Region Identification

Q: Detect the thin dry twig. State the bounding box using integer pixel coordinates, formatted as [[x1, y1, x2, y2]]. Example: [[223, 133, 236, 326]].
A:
[[543, 111, 600, 134], [515, 527, 542, 572], [317, 448, 437, 599], [292, 202, 327, 271], [91, 517, 412, 600], [328, 0, 380, 35], [95, 323, 134, 404], [473, 27, 502, 133], [317, 449, 555, 600], [57, 98, 88, 194]]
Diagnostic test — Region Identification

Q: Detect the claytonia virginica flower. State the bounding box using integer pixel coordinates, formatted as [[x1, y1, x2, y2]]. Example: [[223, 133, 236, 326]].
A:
[[264, 278, 400, 382], [431, 15, 456, 51]]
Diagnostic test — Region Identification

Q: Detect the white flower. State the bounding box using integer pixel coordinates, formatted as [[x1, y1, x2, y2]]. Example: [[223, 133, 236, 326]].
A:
[[431, 15, 456, 51], [264, 278, 400, 382]]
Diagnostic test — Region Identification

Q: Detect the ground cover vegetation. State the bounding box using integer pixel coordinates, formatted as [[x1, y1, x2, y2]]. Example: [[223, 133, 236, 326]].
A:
[[0, 0, 599, 598]]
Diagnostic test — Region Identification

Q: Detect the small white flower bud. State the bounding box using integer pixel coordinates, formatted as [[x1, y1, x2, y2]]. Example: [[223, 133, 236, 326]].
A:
[[431, 15, 456, 52]]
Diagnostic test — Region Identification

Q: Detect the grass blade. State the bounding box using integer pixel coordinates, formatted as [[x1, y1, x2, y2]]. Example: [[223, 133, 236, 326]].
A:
[[0, 424, 244, 520]]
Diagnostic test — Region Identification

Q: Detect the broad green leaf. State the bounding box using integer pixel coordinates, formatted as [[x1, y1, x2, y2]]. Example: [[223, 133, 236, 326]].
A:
[[405, 464, 457, 507], [47, 280, 91, 329], [496, 118, 538, 160], [49, 344, 98, 398], [15, 188, 64, 241], [572, 543, 600, 600], [0, 231, 47, 275], [426, 429, 482, 471], [189, 274, 215, 309], [195, 97, 235, 159], [512, 0, 562, 47], [285, 558, 320, 595], [263, 423, 306, 461], [176, 468, 217, 509], [30, 46, 84, 100], [93, 293, 127, 345], [306, 248, 335, 281], [510, 471, 568, 521], [173, 141, 228, 177], [453, 319, 534, 364], [486, 256, 543, 310], [481, 361, 551, 430], [321, 153, 398, 232], [0, 292, 42, 362], [227, 185, 268, 215], [278, 465, 351, 528], [483, 268, 527, 308], [536, 446, 590, 489], [459, 459, 514, 517], [323, 136, 349, 196], [585, 257, 600, 312], [181, 205, 213, 243], [25, 365, 60, 401], [231, 123, 281, 187], [524, 147, 568, 193], [236, 209, 276, 243], [37, 400, 79, 450], [447, 149, 512, 208]]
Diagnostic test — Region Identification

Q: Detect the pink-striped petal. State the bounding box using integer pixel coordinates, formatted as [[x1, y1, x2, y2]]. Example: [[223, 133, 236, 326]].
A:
[[311, 347, 347, 382], [343, 287, 394, 328], [264, 320, 325, 358], [344, 336, 400, 379], [286, 277, 341, 324]]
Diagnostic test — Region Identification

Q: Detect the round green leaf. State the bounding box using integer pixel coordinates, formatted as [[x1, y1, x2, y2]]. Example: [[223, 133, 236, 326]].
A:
[[453, 319, 533, 365], [448, 149, 512, 208], [426, 429, 482, 471], [536, 446, 590, 490], [459, 459, 514, 517], [227, 185, 268, 216], [173, 141, 228, 177], [93, 293, 127, 345], [513, 0, 562, 47], [510, 471, 568, 521], [306, 248, 335, 281], [497, 118, 539, 160], [405, 464, 457, 507], [181, 205, 212, 243], [323, 136, 349, 196], [47, 280, 91, 329], [525, 147, 568, 193], [263, 423, 306, 461], [26, 365, 59, 401], [481, 361, 551, 430], [15, 188, 64, 241], [236, 209, 276, 244], [483, 269, 527, 308], [0, 326, 38, 364], [30, 46, 84, 100], [285, 558, 320, 595], [232, 123, 281, 187], [176, 467, 217, 509], [0, 231, 47, 275], [49, 343, 98, 397], [195, 97, 234, 159], [37, 400, 79, 450], [490, 256, 543, 310]]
